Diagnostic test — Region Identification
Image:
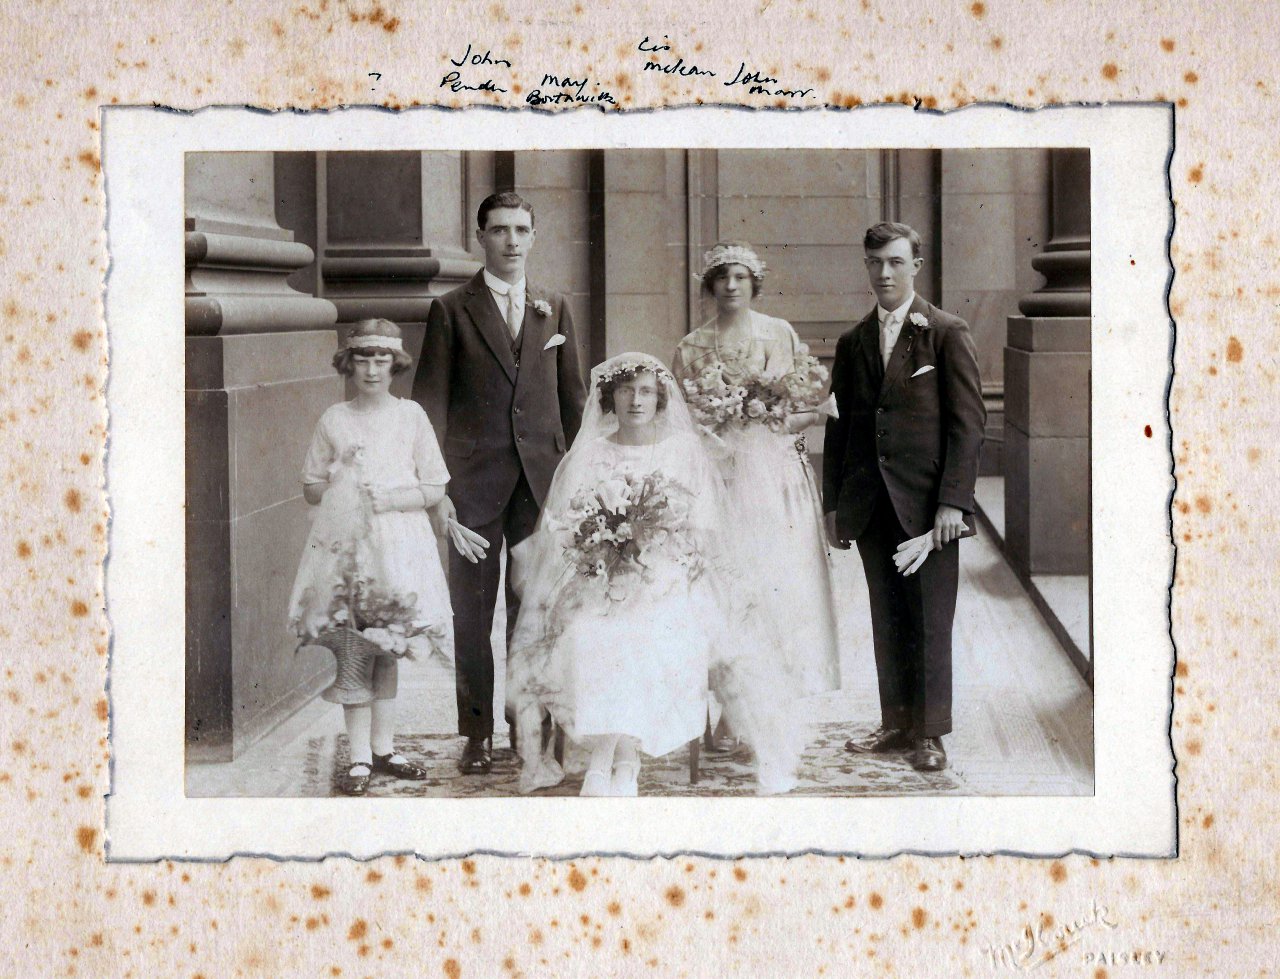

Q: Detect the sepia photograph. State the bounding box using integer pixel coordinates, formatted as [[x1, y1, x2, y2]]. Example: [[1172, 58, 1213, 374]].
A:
[[180, 145, 1095, 802]]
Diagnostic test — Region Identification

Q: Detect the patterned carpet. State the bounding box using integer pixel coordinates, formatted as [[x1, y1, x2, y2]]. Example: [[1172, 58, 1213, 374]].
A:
[[306, 723, 969, 798]]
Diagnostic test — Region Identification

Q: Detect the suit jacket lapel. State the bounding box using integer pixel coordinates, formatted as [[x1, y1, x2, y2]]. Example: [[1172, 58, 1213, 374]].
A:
[[462, 270, 518, 384], [878, 296, 929, 403], [515, 286, 547, 376], [856, 308, 882, 390]]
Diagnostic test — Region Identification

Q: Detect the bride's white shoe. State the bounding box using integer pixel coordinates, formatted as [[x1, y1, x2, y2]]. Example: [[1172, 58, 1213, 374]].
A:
[[580, 769, 612, 797], [610, 761, 640, 797]]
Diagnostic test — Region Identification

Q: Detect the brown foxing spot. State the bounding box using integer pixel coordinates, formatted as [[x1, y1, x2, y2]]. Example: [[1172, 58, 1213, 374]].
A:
[[665, 885, 685, 908], [990, 36, 1002, 49], [733, 866, 747, 882], [71, 600, 90, 617], [311, 884, 332, 899], [607, 901, 621, 916], [567, 867, 587, 892], [1144, 425, 1153, 438], [78, 150, 101, 171], [461, 859, 476, 875], [1189, 165, 1203, 183], [72, 330, 93, 351], [1095, 967, 1108, 979], [65, 488, 83, 513], [1226, 336, 1243, 362], [1160, 38, 1175, 52], [16, 541, 31, 559], [347, 919, 368, 941], [970, 1, 985, 15], [517, 882, 531, 896], [75, 825, 97, 854], [1100, 63, 1118, 80], [1202, 814, 1214, 829], [77, 784, 93, 799], [444, 959, 462, 979], [415, 875, 431, 892], [1049, 862, 1067, 883], [1195, 496, 1212, 515], [869, 892, 884, 909], [1184, 70, 1198, 83], [1186, 739, 1202, 755], [366, 869, 382, 883], [142, 890, 156, 906], [911, 907, 927, 929], [95, 697, 108, 721]]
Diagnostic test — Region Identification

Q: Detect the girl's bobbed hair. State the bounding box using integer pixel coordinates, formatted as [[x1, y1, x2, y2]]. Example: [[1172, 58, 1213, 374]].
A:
[[332, 318, 414, 376]]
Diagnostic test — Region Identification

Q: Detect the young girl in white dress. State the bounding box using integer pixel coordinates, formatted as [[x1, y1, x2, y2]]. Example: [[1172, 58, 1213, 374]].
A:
[[506, 354, 727, 796], [287, 319, 453, 796], [673, 242, 842, 750]]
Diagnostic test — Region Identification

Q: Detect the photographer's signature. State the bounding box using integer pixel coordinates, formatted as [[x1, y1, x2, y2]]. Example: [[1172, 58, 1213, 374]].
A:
[[980, 899, 1119, 971]]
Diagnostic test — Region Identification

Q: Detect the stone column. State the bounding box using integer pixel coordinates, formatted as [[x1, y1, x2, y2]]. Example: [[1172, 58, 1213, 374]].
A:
[[185, 152, 340, 762], [318, 151, 482, 397], [1003, 149, 1091, 577]]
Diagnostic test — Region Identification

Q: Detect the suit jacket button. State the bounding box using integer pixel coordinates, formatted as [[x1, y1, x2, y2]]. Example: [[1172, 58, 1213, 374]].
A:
[[514, 407, 522, 415], [877, 407, 885, 414], [517, 435, 525, 443], [879, 454, 887, 462], [877, 430, 886, 438]]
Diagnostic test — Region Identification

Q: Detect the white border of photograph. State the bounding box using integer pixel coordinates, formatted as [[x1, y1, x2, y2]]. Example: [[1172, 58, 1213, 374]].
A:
[[103, 104, 1174, 861]]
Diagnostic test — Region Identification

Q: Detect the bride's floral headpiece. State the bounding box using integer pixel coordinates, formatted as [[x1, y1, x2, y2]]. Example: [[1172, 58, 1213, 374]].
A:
[[698, 243, 767, 279], [345, 334, 404, 352], [593, 352, 674, 387]]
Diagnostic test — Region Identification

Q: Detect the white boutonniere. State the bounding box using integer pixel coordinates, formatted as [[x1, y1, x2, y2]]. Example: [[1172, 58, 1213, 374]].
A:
[[531, 298, 553, 317], [543, 333, 566, 351], [909, 312, 930, 330]]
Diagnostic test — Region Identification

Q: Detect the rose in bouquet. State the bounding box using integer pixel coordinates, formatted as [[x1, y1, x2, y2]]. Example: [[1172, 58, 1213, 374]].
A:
[[682, 364, 746, 435], [564, 470, 699, 600]]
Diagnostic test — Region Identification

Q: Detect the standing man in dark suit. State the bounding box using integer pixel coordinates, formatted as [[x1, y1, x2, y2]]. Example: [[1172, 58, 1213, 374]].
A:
[[412, 192, 587, 775], [822, 222, 985, 772]]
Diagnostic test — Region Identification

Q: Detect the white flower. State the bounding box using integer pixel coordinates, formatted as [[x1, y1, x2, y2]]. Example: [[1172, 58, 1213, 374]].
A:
[[909, 312, 930, 329], [597, 478, 632, 514], [531, 299, 553, 317]]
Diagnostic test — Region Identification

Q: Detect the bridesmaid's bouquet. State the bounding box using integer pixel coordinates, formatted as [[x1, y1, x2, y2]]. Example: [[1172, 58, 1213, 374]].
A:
[[683, 346, 835, 435], [564, 471, 699, 601], [313, 538, 444, 658]]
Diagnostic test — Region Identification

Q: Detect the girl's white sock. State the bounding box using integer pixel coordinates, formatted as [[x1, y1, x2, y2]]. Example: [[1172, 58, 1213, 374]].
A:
[[344, 704, 373, 766], [370, 699, 397, 757]]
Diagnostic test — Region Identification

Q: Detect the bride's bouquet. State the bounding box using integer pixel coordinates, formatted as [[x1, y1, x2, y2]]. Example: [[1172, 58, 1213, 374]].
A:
[[564, 470, 700, 601], [683, 346, 836, 435]]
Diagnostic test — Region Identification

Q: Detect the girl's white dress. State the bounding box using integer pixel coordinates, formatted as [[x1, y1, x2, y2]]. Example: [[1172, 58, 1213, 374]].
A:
[[673, 309, 841, 698], [287, 398, 453, 661], [507, 430, 723, 790]]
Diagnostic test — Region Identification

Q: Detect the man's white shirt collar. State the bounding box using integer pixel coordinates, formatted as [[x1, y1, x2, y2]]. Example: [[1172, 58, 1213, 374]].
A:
[[877, 292, 916, 324], [483, 268, 526, 299]]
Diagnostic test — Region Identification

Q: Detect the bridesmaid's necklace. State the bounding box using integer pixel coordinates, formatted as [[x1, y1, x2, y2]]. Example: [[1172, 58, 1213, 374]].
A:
[[712, 309, 752, 363]]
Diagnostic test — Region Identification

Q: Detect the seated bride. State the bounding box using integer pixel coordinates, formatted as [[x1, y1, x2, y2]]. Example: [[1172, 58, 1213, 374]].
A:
[[505, 353, 725, 797]]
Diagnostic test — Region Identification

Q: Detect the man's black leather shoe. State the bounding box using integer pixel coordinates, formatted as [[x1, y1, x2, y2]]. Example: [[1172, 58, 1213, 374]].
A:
[[458, 736, 492, 775], [910, 737, 947, 772], [844, 726, 911, 754]]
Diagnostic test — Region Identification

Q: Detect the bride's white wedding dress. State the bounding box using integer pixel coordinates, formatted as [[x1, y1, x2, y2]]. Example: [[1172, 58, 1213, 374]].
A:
[[507, 353, 806, 795]]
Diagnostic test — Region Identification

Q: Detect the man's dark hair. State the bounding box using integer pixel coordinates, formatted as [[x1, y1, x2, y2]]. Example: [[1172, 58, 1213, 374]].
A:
[[477, 191, 535, 230], [864, 221, 922, 259]]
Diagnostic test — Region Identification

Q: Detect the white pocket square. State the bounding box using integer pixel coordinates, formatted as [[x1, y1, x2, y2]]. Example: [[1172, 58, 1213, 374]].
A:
[[911, 365, 935, 378], [543, 333, 566, 351]]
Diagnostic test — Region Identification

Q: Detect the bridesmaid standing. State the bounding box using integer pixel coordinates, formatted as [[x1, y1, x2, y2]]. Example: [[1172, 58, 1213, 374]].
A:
[[673, 242, 841, 749]]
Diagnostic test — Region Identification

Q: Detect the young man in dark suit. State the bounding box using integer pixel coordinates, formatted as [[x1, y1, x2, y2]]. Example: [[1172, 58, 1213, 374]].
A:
[[822, 222, 985, 772], [412, 192, 587, 775]]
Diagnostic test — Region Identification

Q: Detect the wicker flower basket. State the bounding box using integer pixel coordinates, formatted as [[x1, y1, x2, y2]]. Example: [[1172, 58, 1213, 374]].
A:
[[311, 627, 388, 705]]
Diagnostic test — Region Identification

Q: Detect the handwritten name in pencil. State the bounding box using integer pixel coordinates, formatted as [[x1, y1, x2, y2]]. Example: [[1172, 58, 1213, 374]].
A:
[[448, 43, 513, 68], [724, 61, 814, 99], [526, 74, 617, 106]]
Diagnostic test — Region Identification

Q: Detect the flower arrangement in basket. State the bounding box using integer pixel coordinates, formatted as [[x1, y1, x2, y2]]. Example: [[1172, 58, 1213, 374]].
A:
[[682, 345, 835, 435], [564, 470, 700, 601]]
